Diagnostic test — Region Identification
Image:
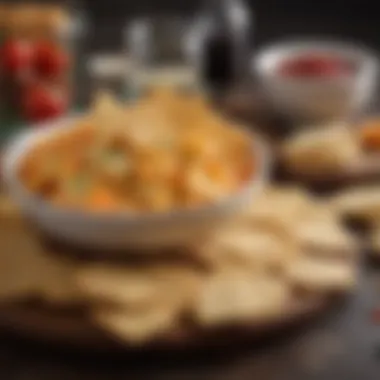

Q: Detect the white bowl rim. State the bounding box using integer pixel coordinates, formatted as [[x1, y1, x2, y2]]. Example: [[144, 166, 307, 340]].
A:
[[2, 115, 270, 227], [253, 38, 380, 82]]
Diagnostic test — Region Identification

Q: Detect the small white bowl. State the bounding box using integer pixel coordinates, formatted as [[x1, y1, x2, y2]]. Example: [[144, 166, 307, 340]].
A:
[[253, 40, 379, 121], [2, 116, 270, 251]]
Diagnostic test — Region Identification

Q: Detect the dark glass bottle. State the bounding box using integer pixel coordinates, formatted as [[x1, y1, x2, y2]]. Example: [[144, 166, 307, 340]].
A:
[[190, 0, 252, 94]]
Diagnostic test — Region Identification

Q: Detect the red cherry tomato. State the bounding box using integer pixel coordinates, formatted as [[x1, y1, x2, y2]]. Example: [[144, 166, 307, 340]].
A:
[[1, 39, 34, 78], [34, 41, 70, 79], [22, 84, 69, 122]]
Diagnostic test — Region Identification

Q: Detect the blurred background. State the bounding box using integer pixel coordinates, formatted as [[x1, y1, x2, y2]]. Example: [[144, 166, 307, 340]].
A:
[[87, 0, 380, 51], [1, 0, 379, 125]]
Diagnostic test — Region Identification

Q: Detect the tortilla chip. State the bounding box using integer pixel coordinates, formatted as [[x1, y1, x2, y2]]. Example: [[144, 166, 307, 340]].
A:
[[296, 220, 357, 259], [197, 225, 297, 274], [194, 272, 290, 327], [94, 306, 178, 344], [329, 186, 380, 223], [286, 256, 356, 293], [281, 126, 361, 175], [75, 264, 202, 311], [0, 197, 81, 305]]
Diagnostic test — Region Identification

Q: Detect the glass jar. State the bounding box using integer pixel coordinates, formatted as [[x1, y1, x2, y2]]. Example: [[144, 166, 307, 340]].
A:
[[0, 0, 87, 123], [124, 15, 200, 98]]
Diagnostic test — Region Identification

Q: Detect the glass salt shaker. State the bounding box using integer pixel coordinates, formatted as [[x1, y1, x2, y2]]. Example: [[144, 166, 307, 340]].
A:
[[124, 15, 201, 98]]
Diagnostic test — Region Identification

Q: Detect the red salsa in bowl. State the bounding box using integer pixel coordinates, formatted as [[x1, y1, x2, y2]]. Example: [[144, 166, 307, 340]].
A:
[[277, 53, 356, 78]]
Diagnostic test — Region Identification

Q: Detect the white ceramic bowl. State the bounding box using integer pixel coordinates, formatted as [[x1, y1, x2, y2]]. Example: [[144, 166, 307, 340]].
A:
[[253, 40, 379, 121], [2, 116, 270, 251]]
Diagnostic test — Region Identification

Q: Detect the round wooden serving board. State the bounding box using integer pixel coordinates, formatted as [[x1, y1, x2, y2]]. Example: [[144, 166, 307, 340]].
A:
[[0, 297, 329, 352]]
